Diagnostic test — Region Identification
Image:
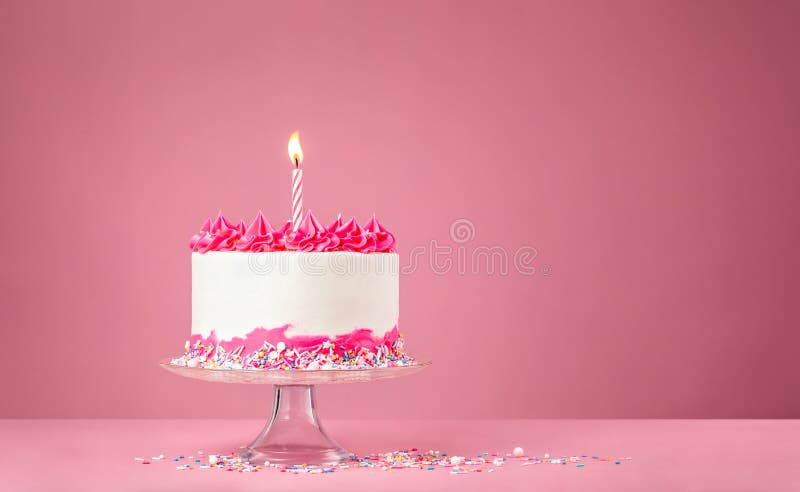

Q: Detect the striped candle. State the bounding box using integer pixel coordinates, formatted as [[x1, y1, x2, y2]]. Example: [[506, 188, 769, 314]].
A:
[[288, 131, 304, 231], [291, 168, 303, 231]]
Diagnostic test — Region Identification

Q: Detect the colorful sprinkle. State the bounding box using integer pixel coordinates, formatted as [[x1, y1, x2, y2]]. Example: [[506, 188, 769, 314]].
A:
[[135, 448, 628, 475], [170, 334, 414, 370]]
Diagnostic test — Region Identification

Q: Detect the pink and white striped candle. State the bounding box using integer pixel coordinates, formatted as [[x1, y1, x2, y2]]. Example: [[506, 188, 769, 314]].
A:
[[288, 131, 304, 231], [291, 168, 303, 231]]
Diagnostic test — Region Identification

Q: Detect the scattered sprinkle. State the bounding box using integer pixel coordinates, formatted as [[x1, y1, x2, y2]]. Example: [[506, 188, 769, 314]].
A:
[[135, 449, 629, 475]]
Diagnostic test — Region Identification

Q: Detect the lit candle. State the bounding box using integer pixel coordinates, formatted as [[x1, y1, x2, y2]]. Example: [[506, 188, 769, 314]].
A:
[[288, 131, 304, 231]]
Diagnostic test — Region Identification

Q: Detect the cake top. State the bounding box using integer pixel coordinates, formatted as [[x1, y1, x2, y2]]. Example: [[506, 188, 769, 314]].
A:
[[190, 211, 396, 253]]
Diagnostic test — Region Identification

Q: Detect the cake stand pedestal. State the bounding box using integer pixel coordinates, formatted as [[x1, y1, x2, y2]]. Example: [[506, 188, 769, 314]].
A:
[[160, 360, 430, 466]]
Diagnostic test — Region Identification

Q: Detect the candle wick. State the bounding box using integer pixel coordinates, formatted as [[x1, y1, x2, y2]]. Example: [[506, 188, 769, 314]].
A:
[[294, 157, 299, 168]]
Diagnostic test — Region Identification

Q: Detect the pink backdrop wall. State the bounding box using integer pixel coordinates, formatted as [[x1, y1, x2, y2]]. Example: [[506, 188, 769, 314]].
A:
[[1, 0, 798, 419]]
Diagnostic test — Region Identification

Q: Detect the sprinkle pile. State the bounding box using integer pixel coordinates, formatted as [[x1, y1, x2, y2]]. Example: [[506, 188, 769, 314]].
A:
[[135, 448, 632, 474], [170, 335, 415, 371]]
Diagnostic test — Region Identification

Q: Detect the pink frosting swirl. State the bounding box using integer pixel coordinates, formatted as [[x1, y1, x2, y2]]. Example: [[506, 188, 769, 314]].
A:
[[327, 214, 344, 232], [188, 217, 212, 251], [285, 212, 341, 252], [189, 212, 243, 253], [190, 212, 396, 253], [364, 214, 397, 252], [236, 211, 291, 252], [333, 217, 370, 252]]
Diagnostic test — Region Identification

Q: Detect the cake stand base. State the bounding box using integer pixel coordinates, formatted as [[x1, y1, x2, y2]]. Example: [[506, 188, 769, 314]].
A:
[[239, 384, 349, 466], [160, 359, 430, 465]]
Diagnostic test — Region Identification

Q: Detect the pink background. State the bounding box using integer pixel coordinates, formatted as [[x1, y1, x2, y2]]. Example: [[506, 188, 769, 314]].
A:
[[1, 0, 798, 419]]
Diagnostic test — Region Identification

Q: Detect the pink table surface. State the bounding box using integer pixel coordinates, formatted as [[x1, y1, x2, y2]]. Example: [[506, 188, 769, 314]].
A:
[[1, 419, 797, 491]]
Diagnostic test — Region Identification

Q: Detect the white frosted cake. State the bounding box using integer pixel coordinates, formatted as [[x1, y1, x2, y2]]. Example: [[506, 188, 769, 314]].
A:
[[193, 251, 399, 342], [174, 211, 412, 370]]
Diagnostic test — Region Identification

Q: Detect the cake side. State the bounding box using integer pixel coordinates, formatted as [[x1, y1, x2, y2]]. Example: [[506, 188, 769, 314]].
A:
[[192, 251, 399, 339]]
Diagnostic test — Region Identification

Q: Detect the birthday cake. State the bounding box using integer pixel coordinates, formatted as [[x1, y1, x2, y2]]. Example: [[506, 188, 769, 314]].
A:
[[171, 210, 413, 370]]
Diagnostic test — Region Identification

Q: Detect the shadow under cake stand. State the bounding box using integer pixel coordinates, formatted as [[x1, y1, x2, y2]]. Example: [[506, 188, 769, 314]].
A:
[[160, 359, 430, 465]]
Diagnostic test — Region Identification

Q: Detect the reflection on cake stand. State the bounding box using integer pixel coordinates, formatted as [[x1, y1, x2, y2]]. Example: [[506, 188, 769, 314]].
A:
[[160, 359, 430, 466]]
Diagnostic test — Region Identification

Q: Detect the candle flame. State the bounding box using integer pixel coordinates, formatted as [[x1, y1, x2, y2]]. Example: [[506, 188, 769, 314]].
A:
[[288, 131, 303, 167]]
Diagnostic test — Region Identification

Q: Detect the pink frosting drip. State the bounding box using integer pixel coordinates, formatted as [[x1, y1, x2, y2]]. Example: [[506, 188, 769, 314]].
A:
[[190, 211, 396, 253], [189, 325, 400, 358]]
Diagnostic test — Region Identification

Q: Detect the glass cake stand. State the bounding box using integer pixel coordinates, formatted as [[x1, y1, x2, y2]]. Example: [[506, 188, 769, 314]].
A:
[[160, 359, 430, 465]]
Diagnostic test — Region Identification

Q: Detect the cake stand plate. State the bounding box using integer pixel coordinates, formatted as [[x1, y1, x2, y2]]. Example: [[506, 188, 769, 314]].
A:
[[160, 359, 430, 466]]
